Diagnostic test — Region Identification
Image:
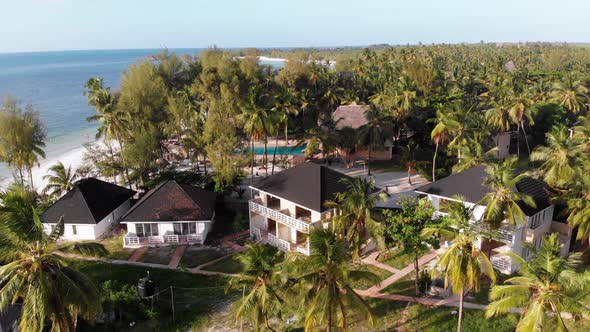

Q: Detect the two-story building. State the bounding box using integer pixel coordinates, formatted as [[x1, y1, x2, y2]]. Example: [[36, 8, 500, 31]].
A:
[[249, 162, 353, 255], [415, 165, 572, 274]]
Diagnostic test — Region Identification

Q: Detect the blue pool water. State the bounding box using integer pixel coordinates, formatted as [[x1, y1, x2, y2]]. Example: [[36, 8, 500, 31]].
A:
[[247, 145, 306, 156]]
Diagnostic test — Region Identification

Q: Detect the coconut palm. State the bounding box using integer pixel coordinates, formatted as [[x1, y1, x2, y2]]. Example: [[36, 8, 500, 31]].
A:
[[324, 177, 387, 259], [486, 233, 590, 331], [423, 200, 496, 332], [453, 137, 498, 173], [550, 73, 589, 114], [0, 192, 107, 332], [356, 107, 390, 176], [401, 141, 419, 184], [429, 105, 459, 181], [227, 244, 284, 331], [530, 125, 581, 189], [508, 91, 535, 155], [240, 89, 275, 179], [42, 162, 77, 198], [562, 169, 590, 245], [479, 156, 536, 227], [291, 229, 378, 331]]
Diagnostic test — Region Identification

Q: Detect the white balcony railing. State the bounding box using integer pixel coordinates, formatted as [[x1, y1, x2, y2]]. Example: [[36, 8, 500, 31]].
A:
[[296, 243, 311, 255], [123, 233, 204, 247], [268, 233, 291, 252], [471, 222, 514, 244], [491, 255, 512, 273], [249, 200, 310, 233]]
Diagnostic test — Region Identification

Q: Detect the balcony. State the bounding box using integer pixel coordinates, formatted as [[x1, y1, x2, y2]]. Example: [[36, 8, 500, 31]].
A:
[[471, 222, 514, 244], [490, 244, 515, 274], [252, 227, 311, 255], [249, 199, 312, 233], [123, 232, 204, 248]]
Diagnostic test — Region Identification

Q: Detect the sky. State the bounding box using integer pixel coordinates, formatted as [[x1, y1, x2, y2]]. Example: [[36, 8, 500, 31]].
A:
[[1, 0, 589, 53]]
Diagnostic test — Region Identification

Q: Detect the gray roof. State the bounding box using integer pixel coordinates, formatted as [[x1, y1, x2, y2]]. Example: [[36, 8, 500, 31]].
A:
[[332, 102, 370, 129], [40, 178, 136, 225], [252, 162, 354, 212], [415, 165, 550, 216], [122, 181, 216, 222]]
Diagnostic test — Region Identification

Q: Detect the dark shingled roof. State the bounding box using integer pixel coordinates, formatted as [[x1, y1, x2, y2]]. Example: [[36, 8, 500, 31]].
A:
[[415, 165, 550, 216], [332, 102, 370, 129], [40, 178, 136, 225], [122, 181, 216, 222], [252, 162, 356, 212]]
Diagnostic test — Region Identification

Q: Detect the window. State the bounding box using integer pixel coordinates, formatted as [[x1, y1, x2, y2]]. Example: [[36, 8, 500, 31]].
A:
[[72, 225, 77, 235], [135, 224, 159, 237], [173, 222, 197, 235], [135, 224, 144, 237]]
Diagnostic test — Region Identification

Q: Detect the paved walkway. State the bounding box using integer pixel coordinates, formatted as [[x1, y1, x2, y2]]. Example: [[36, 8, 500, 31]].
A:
[[361, 251, 400, 274], [127, 246, 147, 262], [221, 230, 249, 251], [168, 245, 187, 268], [366, 251, 438, 293]]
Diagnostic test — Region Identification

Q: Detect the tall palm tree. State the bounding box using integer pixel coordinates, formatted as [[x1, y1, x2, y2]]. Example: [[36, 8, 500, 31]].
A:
[[227, 244, 284, 331], [423, 200, 496, 332], [562, 168, 590, 246], [324, 177, 387, 259], [550, 73, 589, 114], [0, 195, 107, 332], [486, 233, 590, 331], [291, 229, 378, 331], [42, 162, 77, 198], [508, 91, 535, 155], [452, 137, 498, 173], [401, 141, 419, 184], [356, 107, 389, 176], [240, 89, 275, 180], [530, 125, 581, 189], [479, 156, 536, 227], [429, 105, 458, 181]]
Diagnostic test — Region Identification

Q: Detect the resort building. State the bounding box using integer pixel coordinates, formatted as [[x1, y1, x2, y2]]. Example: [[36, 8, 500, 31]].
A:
[[332, 102, 393, 164], [121, 180, 216, 248], [415, 165, 572, 274], [40, 178, 136, 241], [249, 162, 352, 255]]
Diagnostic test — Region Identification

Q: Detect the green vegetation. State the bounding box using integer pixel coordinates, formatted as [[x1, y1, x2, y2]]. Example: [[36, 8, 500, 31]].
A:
[[99, 234, 134, 260], [201, 254, 245, 274], [381, 274, 416, 296], [138, 246, 177, 265], [178, 246, 230, 268], [378, 248, 417, 269], [348, 263, 391, 290]]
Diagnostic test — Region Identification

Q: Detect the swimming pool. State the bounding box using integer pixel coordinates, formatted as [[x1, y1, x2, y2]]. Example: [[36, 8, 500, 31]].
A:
[[245, 144, 306, 156]]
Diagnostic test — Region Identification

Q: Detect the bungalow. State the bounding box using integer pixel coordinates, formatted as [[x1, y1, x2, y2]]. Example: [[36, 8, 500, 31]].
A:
[[415, 165, 573, 274], [332, 102, 393, 163], [249, 162, 357, 255], [121, 180, 216, 248], [40, 178, 136, 241]]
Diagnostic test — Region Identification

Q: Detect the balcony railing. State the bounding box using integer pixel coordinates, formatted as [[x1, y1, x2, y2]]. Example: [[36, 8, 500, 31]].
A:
[[249, 200, 311, 233], [268, 233, 291, 252], [471, 222, 514, 244], [124, 233, 204, 247], [491, 255, 512, 273]]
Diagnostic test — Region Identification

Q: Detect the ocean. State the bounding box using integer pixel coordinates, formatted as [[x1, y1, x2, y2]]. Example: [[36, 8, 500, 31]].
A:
[[0, 49, 285, 183]]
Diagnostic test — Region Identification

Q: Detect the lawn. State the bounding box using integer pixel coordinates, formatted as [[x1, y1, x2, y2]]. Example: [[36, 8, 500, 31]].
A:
[[349, 263, 392, 290], [369, 159, 407, 173], [179, 246, 232, 269], [99, 234, 134, 260], [69, 260, 236, 331], [138, 246, 177, 265], [378, 248, 418, 270], [381, 273, 418, 296], [201, 254, 245, 274]]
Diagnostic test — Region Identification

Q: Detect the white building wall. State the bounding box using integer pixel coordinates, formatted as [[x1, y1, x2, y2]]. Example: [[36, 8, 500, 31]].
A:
[[494, 132, 512, 158]]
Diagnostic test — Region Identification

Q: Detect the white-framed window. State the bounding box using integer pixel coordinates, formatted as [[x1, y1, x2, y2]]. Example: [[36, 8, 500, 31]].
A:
[[72, 225, 77, 235], [173, 222, 197, 235], [135, 224, 159, 237]]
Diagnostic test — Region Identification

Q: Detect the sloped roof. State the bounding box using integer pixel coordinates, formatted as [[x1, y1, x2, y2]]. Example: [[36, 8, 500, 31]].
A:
[[332, 102, 370, 129], [40, 178, 136, 225], [121, 180, 216, 222], [415, 165, 550, 216], [252, 162, 356, 212]]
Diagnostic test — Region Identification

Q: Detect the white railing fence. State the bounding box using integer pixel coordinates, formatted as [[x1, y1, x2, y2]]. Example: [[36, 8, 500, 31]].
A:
[[491, 255, 512, 273], [249, 200, 310, 233]]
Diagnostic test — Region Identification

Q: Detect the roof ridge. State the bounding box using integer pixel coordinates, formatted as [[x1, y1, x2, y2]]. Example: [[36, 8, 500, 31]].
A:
[[120, 181, 169, 220]]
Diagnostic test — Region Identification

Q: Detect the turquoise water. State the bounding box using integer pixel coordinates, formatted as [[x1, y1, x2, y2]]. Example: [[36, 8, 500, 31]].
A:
[[0, 49, 285, 181], [247, 145, 306, 156]]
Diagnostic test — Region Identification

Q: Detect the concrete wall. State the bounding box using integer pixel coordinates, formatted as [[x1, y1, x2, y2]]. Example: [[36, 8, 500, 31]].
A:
[[43, 223, 97, 241], [494, 132, 511, 158]]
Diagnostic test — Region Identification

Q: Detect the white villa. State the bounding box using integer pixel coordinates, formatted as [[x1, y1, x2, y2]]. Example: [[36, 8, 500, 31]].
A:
[[249, 162, 354, 255], [415, 165, 573, 274], [40, 178, 136, 241], [121, 180, 216, 248]]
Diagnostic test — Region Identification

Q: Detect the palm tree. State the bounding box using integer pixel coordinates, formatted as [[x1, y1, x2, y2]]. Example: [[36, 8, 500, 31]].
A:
[[550, 73, 589, 114], [0, 193, 107, 332], [227, 244, 284, 331], [401, 141, 419, 184], [562, 169, 590, 246], [452, 137, 498, 173], [423, 200, 496, 332], [356, 107, 389, 176], [291, 229, 378, 331], [429, 105, 458, 181], [42, 162, 77, 198], [479, 156, 536, 227], [508, 91, 535, 155], [240, 89, 275, 180], [530, 125, 581, 189], [324, 177, 387, 259], [486, 233, 590, 331]]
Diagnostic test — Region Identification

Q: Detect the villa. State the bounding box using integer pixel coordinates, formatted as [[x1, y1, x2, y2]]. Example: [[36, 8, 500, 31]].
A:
[[121, 180, 216, 248], [332, 102, 394, 163], [415, 165, 573, 274], [249, 162, 353, 255], [40, 178, 136, 241]]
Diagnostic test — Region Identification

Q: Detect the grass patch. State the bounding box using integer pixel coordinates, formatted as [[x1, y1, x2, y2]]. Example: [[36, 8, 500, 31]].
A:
[[369, 159, 407, 173], [69, 260, 235, 331], [99, 234, 134, 260], [201, 254, 245, 274], [382, 273, 418, 296], [349, 263, 392, 290], [179, 246, 232, 269], [378, 248, 417, 270], [138, 246, 177, 265]]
